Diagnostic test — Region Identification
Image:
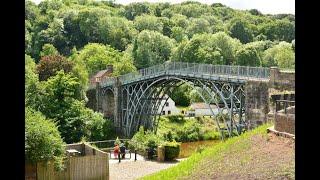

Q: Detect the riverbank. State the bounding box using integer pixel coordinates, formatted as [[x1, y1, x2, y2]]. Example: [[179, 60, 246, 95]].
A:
[[140, 123, 295, 179]]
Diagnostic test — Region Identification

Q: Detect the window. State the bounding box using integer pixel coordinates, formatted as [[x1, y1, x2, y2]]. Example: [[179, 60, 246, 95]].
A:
[[162, 111, 165, 115], [168, 111, 171, 115], [165, 102, 169, 107]]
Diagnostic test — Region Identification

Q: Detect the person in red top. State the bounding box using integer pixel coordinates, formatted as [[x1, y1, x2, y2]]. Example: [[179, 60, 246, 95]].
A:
[[114, 144, 119, 158]]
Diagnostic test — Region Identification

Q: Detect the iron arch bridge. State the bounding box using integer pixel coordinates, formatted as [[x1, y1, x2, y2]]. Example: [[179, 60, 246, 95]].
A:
[[95, 62, 270, 139]]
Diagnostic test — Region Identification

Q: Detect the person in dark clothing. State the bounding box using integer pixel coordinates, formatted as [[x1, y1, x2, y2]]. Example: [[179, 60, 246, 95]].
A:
[[120, 143, 126, 159]]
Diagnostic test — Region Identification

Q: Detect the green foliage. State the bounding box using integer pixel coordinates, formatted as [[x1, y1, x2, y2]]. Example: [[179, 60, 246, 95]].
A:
[[25, 107, 65, 170], [162, 140, 180, 160], [170, 84, 191, 106], [262, 41, 295, 68], [123, 2, 151, 20], [172, 32, 241, 65], [134, 14, 163, 33], [98, 16, 136, 51], [129, 126, 163, 153], [40, 43, 59, 57], [75, 43, 136, 76], [259, 19, 295, 42], [166, 115, 185, 123], [235, 45, 261, 66], [132, 30, 175, 69], [228, 18, 254, 43], [186, 18, 211, 38]]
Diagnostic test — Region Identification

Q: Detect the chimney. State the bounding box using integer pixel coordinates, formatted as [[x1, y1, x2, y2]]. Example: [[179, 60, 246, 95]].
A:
[[106, 65, 113, 73]]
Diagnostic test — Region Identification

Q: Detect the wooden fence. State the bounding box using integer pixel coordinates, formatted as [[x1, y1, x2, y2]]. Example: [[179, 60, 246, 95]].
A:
[[26, 143, 109, 180]]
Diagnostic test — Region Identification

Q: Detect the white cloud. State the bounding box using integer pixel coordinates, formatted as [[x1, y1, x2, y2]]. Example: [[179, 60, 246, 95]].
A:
[[29, 0, 295, 14]]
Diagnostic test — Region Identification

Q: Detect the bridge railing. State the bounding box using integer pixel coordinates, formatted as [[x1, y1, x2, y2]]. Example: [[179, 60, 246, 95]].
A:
[[100, 62, 270, 87]]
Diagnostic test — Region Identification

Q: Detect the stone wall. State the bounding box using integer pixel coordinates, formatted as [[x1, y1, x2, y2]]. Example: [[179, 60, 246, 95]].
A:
[[101, 89, 115, 119], [245, 80, 269, 129], [274, 112, 295, 134], [269, 67, 295, 91]]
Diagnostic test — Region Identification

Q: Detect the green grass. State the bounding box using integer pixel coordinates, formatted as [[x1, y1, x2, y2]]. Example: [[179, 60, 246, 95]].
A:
[[139, 123, 272, 180]]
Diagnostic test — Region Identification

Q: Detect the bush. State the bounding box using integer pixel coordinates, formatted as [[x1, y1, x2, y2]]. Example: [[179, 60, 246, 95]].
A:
[[162, 140, 180, 161], [129, 126, 163, 155], [167, 115, 185, 123], [203, 131, 221, 140], [25, 107, 65, 170]]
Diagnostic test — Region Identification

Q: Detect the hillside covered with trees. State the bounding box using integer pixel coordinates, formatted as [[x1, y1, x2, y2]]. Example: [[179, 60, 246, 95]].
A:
[[25, 0, 295, 166]]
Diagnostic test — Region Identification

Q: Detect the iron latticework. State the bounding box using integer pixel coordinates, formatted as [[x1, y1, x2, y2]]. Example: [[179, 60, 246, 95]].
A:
[[96, 62, 270, 138]]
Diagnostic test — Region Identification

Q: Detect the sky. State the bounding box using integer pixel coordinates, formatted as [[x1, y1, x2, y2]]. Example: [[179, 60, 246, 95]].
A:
[[30, 0, 295, 15]]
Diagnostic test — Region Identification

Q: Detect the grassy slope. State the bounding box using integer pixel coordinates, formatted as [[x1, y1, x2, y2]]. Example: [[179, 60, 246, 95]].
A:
[[140, 123, 294, 180]]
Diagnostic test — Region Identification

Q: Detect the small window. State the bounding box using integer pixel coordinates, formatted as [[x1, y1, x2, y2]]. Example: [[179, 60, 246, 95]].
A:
[[168, 110, 171, 115], [165, 102, 169, 106], [162, 111, 165, 115]]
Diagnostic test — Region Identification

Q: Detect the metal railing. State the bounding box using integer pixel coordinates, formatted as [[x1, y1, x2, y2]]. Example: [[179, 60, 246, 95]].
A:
[[86, 139, 131, 149], [99, 62, 270, 87], [275, 100, 295, 114]]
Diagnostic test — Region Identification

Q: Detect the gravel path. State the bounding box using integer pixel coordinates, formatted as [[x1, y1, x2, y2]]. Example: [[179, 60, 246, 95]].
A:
[[109, 154, 185, 180]]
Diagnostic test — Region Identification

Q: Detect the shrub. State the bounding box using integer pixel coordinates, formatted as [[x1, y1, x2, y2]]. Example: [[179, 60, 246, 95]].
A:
[[25, 107, 65, 170], [203, 131, 221, 140], [167, 115, 185, 123], [162, 140, 181, 161], [129, 126, 164, 155]]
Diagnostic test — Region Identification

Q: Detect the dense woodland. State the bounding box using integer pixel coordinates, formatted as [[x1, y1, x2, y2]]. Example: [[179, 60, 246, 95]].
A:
[[25, 0, 295, 166]]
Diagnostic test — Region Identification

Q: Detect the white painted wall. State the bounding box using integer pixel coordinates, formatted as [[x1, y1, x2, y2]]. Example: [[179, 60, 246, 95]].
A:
[[157, 95, 180, 115]]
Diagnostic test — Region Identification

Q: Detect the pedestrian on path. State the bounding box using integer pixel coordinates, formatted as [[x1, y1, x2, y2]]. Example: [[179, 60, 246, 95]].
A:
[[114, 144, 119, 158]]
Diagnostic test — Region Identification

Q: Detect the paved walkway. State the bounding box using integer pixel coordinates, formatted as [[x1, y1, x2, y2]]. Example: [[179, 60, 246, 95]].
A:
[[109, 153, 186, 180]]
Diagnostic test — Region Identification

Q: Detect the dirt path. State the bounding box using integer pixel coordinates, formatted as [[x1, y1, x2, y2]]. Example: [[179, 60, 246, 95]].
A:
[[183, 133, 295, 180], [109, 154, 185, 180]]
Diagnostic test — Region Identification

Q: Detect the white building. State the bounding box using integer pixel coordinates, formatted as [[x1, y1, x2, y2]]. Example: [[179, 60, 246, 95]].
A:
[[186, 103, 219, 117], [157, 94, 180, 115]]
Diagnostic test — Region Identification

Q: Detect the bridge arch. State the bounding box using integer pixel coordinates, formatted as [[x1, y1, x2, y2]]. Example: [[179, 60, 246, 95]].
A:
[[113, 75, 245, 138]]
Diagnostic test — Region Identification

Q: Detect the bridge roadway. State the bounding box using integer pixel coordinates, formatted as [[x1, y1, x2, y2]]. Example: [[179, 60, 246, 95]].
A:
[[98, 62, 270, 88]]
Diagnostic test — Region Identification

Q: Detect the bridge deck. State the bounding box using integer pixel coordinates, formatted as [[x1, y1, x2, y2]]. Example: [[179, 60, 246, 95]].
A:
[[94, 62, 270, 88]]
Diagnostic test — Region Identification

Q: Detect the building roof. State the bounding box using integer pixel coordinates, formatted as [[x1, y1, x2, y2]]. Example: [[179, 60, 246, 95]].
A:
[[190, 103, 217, 110], [93, 69, 109, 78]]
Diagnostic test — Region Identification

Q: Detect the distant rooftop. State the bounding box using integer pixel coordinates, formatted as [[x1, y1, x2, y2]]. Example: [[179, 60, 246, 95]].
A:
[[190, 103, 217, 109]]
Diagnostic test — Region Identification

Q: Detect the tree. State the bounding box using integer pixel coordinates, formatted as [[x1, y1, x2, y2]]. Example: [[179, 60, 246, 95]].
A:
[[186, 18, 211, 38], [37, 55, 74, 81], [40, 43, 59, 57], [123, 2, 151, 20], [37, 18, 69, 55], [99, 16, 136, 51], [262, 41, 295, 68], [259, 19, 295, 42], [171, 27, 188, 42], [171, 32, 241, 65], [132, 30, 175, 69], [78, 8, 111, 43], [235, 45, 261, 66], [248, 9, 263, 16], [170, 84, 191, 106], [228, 18, 254, 43], [25, 107, 65, 170], [76, 43, 135, 76], [134, 14, 163, 33]]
